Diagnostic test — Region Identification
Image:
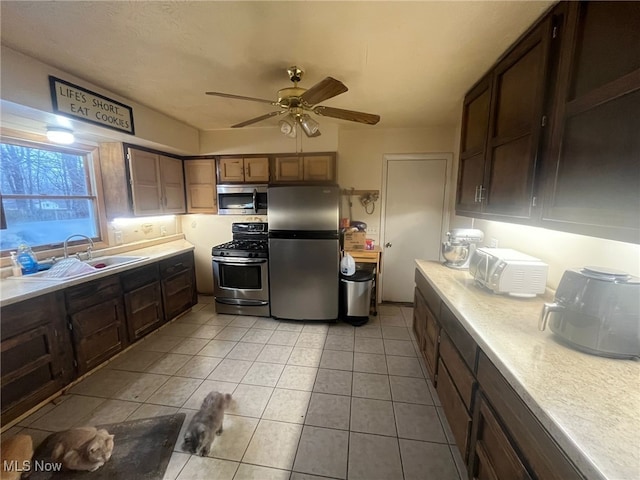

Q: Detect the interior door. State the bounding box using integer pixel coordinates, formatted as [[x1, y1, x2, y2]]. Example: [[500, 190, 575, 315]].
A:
[[382, 155, 448, 303]]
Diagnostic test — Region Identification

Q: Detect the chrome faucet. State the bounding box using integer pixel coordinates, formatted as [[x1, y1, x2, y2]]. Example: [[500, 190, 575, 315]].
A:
[[63, 234, 94, 260]]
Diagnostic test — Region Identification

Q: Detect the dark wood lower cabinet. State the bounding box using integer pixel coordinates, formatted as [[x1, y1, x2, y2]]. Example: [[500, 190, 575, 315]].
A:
[[475, 352, 583, 480], [436, 358, 472, 461], [160, 251, 197, 321], [414, 268, 585, 480], [0, 292, 74, 425], [1, 251, 197, 426], [121, 264, 164, 342], [66, 276, 128, 376], [469, 393, 532, 480]]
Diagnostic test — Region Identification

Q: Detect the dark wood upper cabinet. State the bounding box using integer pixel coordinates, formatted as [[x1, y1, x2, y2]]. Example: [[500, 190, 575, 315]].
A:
[[541, 1, 640, 243], [483, 18, 552, 218], [457, 14, 555, 220], [457, 1, 639, 244], [457, 76, 492, 214]]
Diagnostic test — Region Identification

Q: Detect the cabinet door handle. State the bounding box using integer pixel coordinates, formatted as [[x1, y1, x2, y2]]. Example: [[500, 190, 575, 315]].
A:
[[478, 185, 486, 202], [474, 185, 480, 203]]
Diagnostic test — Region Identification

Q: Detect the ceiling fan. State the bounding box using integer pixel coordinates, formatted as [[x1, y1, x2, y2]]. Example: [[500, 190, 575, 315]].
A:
[[205, 66, 380, 138]]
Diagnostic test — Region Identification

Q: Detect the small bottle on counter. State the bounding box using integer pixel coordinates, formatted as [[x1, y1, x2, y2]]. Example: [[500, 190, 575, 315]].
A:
[[16, 243, 39, 275], [10, 251, 23, 277]]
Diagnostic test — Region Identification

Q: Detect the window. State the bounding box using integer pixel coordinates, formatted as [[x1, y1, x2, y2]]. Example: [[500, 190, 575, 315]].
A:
[[0, 139, 101, 252]]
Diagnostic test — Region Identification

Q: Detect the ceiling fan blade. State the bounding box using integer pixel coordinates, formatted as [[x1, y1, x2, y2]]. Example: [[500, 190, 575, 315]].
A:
[[313, 106, 380, 125], [206, 91, 277, 105], [231, 110, 285, 128], [300, 77, 348, 106]]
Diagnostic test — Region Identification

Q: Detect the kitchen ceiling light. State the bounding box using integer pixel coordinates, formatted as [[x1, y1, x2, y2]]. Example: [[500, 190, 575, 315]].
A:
[[278, 115, 297, 138], [298, 114, 320, 137], [46, 127, 75, 145]]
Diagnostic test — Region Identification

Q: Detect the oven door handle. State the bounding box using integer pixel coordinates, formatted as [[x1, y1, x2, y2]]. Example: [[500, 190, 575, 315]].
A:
[[252, 188, 258, 214], [213, 256, 267, 265]]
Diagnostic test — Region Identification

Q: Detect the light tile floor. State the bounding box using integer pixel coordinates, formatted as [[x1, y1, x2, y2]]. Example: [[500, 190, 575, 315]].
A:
[[4, 297, 468, 480]]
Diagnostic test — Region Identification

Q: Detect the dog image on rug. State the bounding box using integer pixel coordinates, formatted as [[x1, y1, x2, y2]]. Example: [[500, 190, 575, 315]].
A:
[[48, 427, 114, 472], [182, 391, 232, 456]]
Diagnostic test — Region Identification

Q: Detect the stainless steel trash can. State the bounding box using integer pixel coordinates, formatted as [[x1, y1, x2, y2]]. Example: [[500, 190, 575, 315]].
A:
[[340, 268, 374, 325]]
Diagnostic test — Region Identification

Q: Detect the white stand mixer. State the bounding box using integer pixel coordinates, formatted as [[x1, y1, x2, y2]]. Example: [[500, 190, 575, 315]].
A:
[[441, 228, 485, 269]]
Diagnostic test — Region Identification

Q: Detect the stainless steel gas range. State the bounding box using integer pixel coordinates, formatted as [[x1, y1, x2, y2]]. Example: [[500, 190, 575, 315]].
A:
[[212, 222, 269, 317]]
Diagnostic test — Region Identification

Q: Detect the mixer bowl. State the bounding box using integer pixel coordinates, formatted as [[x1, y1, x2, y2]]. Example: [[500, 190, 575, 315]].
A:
[[442, 242, 469, 265]]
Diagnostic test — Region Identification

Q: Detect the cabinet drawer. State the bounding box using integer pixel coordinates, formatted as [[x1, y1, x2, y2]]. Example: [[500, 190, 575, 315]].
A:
[[436, 358, 472, 461], [66, 276, 121, 313], [121, 263, 159, 291], [440, 331, 475, 410], [440, 303, 478, 372], [415, 270, 441, 317], [1, 291, 65, 340], [477, 352, 583, 480], [470, 393, 532, 480], [160, 251, 194, 278], [423, 305, 439, 382]]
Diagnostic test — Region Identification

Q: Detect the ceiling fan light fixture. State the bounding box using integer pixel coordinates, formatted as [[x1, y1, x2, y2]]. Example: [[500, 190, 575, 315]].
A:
[[279, 115, 297, 138], [46, 127, 75, 145], [298, 114, 320, 137]]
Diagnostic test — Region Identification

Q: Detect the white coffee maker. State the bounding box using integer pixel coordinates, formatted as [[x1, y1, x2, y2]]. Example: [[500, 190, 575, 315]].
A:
[[441, 228, 485, 269]]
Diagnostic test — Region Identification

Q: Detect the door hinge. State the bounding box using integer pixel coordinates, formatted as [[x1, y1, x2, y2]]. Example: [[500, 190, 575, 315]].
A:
[[541, 115, 547, 127], [126, 152, 131, 161], [552, 26, 558, 39], [73, 359, 78, 367], [437, 334, 441, 343], [67, 322, 73, 331]]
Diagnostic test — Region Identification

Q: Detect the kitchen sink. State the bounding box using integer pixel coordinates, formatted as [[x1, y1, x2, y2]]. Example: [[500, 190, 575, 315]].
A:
[[11, 255, 148, 282]]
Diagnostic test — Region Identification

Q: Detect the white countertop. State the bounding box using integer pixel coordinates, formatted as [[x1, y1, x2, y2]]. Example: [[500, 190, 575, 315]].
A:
[[415, 260, 640, 480], [0, 237, 194, 307]]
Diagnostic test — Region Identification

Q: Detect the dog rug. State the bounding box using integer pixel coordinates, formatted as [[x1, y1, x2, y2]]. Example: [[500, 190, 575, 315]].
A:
[[29, 413, 186, 479]]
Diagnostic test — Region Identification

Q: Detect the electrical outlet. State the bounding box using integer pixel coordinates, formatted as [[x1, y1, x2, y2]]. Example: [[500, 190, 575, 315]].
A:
[[367, 227, 378, 235], [160, 226, 167, 236], [490, 237, 499, 248], [114, 231, 123, 245]]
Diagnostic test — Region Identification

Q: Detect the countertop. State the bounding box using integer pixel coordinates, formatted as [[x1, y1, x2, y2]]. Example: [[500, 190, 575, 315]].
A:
[[0, 237, 195, 308], [415, 260, 640, 480]]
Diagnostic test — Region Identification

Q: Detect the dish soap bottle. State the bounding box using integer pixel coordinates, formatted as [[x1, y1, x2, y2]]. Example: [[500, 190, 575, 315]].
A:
[[9, 251, 23, 277], [16, 243, 39, 275]]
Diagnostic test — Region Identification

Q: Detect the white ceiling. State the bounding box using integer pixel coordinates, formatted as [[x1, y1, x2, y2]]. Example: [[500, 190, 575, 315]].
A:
[[1, 1, 554, 134]]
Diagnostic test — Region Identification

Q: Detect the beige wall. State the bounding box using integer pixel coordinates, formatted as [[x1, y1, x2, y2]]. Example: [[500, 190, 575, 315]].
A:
[[200, 124, 338, 155], [1, 46, 199, 155], [338, 127, 458, 245]]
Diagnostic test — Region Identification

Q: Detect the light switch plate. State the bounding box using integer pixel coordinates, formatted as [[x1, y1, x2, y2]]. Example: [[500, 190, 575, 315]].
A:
[[114, 231, 123, 244]]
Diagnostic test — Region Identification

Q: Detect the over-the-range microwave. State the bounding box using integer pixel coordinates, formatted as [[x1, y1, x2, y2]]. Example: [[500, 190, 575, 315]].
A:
[[216, 184, 268, 215]]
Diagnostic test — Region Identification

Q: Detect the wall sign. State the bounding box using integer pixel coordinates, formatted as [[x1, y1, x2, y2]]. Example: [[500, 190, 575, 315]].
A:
[[49, 76, 135, 135]]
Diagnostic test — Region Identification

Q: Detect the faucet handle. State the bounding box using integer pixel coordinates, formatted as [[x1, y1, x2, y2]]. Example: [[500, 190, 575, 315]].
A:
[[87, 246, 93, 260]]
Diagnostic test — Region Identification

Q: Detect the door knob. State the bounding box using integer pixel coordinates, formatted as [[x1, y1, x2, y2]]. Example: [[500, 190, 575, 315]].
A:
[[385, 242, 392, 248]]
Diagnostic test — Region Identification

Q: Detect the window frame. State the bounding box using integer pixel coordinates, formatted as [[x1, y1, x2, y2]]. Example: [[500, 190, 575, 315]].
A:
[[0, 128, 109, 259]]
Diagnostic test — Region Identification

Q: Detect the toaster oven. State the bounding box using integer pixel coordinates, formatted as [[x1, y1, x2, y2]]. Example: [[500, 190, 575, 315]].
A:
[[469, 247, 548, 297]]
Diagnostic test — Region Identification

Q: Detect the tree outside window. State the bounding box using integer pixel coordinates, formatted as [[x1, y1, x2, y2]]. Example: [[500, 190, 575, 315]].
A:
[[0, 141, 100, 252]]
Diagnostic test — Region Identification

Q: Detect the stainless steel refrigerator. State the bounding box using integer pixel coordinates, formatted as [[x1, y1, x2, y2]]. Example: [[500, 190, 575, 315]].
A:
[[268, 185, 340, 320]]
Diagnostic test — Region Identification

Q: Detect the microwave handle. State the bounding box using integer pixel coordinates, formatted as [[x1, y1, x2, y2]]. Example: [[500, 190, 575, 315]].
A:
[[253, 188, 257, 214], [539, 302, 563, 331]]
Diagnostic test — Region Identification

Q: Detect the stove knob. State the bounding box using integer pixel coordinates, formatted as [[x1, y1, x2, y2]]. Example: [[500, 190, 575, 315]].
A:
[[249, 253, 255, 258]]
